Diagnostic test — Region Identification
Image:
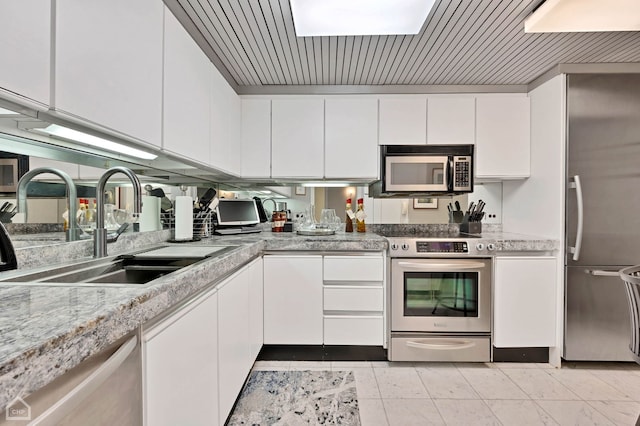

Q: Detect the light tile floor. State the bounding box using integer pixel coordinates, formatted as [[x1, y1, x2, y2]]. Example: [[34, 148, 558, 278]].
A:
[[252, 361, 640, 425]]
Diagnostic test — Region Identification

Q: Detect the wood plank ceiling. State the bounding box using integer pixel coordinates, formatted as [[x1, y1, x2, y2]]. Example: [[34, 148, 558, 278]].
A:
[[171, 0, 640, 89]]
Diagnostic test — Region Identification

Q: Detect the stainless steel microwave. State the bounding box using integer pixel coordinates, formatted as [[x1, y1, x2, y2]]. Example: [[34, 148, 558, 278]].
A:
[[370, 145, 474, 197], [0, 154, 29, 193]]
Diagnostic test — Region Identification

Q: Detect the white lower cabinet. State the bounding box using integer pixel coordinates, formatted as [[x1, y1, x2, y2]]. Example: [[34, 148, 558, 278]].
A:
[[263, 255, 323, 344], [217, 267, 252, 424], [493, 256, 557, 347], [143, 259, 263, 426], [143, 288, 219, 426], [248, 257, 264, 361], [322, 255, 385, 346]]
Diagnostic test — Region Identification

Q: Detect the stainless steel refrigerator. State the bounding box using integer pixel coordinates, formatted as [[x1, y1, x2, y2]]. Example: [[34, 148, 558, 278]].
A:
[[565, 73, 640, 361]]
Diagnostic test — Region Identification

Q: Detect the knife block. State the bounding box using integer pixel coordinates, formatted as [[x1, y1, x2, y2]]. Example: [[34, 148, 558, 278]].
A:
[[448, 211, 464, 223], [460, 221, 482, 234]]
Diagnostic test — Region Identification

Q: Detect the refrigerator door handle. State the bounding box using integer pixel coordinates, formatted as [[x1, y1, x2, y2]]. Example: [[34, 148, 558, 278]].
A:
[[569, 175, 584, 261], [585, 269, 620, 277]]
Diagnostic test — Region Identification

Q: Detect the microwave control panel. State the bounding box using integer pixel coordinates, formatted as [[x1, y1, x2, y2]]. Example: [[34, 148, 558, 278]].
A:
[[453, 156, 472, 191]]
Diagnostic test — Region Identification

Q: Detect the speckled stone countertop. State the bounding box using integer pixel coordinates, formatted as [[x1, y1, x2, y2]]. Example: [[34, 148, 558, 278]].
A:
[[0, 231, 387, 410], [0, 228, 558, 409]]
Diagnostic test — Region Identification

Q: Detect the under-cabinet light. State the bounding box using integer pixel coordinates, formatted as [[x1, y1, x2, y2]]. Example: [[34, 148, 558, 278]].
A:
[[34, 124, 158, 160], [0, 107, 19, 116], [302, 182, 351, 187], [524, 0, 640, 33], [290, 0, 436, 36]]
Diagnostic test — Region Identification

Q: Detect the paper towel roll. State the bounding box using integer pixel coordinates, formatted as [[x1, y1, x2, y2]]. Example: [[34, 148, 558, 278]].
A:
[[140, 196, 161, 232], [174, 195, 193, 241]]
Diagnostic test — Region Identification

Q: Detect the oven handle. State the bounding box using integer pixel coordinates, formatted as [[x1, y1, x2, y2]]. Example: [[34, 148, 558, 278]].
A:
[[406, 339, 476, 350], [397, 261, 487, 270]]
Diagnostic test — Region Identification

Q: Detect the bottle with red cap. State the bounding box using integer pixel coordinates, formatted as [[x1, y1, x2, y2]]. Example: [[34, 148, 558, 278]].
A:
[[355, 198, 366, 233], [345, 198, 354, 232]]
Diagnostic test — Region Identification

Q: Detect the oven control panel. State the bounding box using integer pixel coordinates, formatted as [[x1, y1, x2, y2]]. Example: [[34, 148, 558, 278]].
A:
[[386, 237, 490, 257], [416, 241, 468, 253]]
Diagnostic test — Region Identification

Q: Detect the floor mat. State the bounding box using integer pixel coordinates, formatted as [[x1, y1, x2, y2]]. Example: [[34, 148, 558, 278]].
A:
[[228, 370, 360, 425]]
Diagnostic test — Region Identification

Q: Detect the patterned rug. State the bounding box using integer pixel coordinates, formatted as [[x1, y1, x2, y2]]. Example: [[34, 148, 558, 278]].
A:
[[228, 370, 360, 425]]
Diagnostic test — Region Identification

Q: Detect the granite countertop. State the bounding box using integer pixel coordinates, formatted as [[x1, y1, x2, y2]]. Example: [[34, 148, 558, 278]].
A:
[[0, 227, 558, 409], [0, 231, 387, 409]]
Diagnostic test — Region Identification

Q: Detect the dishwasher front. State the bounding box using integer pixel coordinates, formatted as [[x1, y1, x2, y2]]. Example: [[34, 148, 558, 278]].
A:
[[2, 333, 141, 426]]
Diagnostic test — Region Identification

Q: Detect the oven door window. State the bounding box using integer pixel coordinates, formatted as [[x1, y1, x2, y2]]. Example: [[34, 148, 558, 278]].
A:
[[404, 272, 478, 317]]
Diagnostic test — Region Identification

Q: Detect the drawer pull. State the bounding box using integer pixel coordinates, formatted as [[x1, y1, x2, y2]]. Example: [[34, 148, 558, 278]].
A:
[[406, 339, 476, 351]]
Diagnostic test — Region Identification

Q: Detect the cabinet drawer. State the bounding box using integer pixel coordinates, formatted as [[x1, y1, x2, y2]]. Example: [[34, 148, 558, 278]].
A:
[[324, 316, 383, 345], [323, 256, 383, 282], [323, 286, 383, 312]]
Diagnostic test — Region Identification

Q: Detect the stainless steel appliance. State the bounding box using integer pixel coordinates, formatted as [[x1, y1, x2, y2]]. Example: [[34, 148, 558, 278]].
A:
[[564, 74, 640, 361], [5, 335, 141, 425], [370, 145, 474, 198], [0, 153, 28, 193], [384, 232, 491, 362]]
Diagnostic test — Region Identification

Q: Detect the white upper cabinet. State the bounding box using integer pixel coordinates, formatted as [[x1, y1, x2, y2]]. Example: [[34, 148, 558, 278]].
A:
[[163, 8, 211, 163], [0, 0, 50, 106], [271, 98, 324, 178], [240, 98, 271, 178], [379, 97, 427, 145], [325, 98, 379, 179], [427, 97, 475, 145], [210, 67, 241, 175], [475, 96, 531, 179], [55, 0, 163, 147]]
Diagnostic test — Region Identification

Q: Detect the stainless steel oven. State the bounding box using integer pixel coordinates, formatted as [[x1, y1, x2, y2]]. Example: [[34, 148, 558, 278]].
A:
[[384, 234, 492, 362]]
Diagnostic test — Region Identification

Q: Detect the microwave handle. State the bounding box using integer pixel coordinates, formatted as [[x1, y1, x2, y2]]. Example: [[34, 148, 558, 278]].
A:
[[447, 158, 454, 188]]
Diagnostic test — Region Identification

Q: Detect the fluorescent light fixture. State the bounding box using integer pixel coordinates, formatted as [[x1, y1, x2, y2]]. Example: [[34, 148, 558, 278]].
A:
[[0, 107, 19, 115], [525, 0, 640, 33], [35, 124, 158, 160], [290, 0, 436, 36], [302, 182, 351, 187]]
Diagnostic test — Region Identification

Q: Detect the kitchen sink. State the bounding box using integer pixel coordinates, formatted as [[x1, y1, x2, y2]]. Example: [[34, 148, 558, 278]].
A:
[[0, 244, 237, 286]]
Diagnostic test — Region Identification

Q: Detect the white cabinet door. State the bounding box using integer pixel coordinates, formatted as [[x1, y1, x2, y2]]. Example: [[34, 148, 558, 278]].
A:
[[0, 0, 50, 106], [240, 98, 271, 178], [379, 97, 427, 145], [494, 256, 557, 347], [427, 97, 475, 145], [218, 268, 251, 425], [325, 98, 378, 179], [248, 257, 264, 361], [476, 96, 531, 179], [271, 99, 324, 178], [263, 255, 323, 344], [163, 8, 211, 163], [55, 0, 163, 146], [210, 67, 241, 175], [143, 289, 218, 426]]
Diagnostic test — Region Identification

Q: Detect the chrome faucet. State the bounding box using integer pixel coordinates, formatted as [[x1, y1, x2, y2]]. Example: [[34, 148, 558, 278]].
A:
[[16, 167, 81, 242], [94, 166, 142, 258]]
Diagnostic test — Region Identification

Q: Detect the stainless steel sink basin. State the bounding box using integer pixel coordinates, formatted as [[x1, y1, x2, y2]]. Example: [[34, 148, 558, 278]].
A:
[[0, 244, 237, 286]]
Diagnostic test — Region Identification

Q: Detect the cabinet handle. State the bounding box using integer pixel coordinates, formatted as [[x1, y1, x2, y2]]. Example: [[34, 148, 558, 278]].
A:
[[585, 269, 620, 277], [30, 336, 137, 426], [397, 261, 486, 270], [406, 339, 476, 350]]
